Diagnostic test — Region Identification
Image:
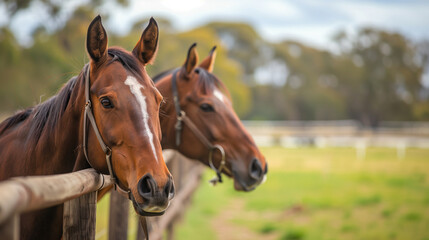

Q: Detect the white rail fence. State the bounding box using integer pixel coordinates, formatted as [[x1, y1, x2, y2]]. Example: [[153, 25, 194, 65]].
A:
[[243, 120, 429, 149]]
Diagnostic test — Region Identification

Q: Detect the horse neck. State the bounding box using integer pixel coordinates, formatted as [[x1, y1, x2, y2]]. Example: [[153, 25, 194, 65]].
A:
[[0, 74, 87, 179], [156, 76, 182, 150]]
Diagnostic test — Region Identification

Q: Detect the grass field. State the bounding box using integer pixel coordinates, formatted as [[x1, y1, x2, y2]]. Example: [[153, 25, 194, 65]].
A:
[[95, 147, 429, 240], [173, 147, 429, 240]]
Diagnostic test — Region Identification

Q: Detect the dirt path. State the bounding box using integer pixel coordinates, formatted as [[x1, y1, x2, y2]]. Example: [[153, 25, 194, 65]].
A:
[[210, 198, 278, 240]]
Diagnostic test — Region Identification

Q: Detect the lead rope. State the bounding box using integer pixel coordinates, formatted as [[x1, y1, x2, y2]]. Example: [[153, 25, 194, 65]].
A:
[[171, 69, 230, 185]]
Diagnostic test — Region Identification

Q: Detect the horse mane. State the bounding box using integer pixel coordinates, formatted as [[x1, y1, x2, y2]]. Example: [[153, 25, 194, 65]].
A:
[[152, 68, 175, 83], [0, 109, 33, 136], [108, 47, 144, 79], [194, 68, 231, 99], [0, 77, 77, 140], [31, 77, 79, 144], [0, 47, 142, 142], [152, 67, 231, 99]]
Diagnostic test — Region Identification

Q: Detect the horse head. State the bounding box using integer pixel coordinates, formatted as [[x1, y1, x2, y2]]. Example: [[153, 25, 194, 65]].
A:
[[156, 44, 267, 191], [84, 16, 174, 215]]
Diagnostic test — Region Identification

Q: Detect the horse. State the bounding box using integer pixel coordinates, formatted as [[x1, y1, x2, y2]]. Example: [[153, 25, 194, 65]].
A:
[[154, 43, 268, 191], [0, 16, 174, 239]]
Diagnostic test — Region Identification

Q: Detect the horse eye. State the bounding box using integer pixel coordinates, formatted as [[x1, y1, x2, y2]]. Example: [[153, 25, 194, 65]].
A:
[[200, 103, 214, 112], [100, 97, 114, 109]]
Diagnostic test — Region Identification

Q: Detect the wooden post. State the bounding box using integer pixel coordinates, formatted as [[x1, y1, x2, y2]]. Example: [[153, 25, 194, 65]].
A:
[[166, 222, 175, 240], [0, 214, 19, 240], [136, 220, 145, 240], [108, 191, 129, 240], [63, 192, 97, 240]]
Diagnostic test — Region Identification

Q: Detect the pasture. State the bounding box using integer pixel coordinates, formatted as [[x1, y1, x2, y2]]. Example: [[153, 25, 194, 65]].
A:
[[175, 147, 429, 240], [95, 147, 429, 240]]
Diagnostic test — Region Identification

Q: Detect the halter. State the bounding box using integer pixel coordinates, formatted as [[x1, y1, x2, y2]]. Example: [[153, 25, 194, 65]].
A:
[[171, 69, 230, 185], [82, 64, 131, 198]]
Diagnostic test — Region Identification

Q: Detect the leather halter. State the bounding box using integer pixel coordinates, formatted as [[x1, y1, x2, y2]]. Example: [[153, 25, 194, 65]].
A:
[[171, 69, 230, 185], [82, 64, 131, 198]]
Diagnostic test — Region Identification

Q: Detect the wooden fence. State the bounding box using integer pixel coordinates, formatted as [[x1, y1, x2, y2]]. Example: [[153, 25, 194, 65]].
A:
[[0, 150, 204, 240], [108, 151, 204, 240]]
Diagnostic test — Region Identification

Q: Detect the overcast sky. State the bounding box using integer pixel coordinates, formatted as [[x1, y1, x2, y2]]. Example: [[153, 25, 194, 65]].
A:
[[1, 0, 429, 49]]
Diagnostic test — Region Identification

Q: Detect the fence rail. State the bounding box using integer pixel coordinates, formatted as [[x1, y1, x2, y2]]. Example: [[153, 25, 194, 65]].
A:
[[0, 151, 203, 240], [0, 169, 113, 240], [242, 120, 429, 148], [107, 150, 204, 240]]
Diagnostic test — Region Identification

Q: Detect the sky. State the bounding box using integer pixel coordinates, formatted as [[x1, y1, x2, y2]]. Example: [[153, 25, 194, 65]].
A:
[[1, 0, 429, 50]]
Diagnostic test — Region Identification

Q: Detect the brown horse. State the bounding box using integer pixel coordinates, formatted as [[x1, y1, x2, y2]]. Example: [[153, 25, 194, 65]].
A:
[[154, 44, 267, 191], [0, 16, 174, 239]]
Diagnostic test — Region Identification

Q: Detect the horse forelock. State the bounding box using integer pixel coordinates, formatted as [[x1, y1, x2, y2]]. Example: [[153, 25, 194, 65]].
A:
[[108, 48, 144, 80], [194, 68, 231, 100]]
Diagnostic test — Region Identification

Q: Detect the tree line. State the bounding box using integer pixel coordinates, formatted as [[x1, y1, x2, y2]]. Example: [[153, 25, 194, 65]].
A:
[[0, 4, 428, 127]]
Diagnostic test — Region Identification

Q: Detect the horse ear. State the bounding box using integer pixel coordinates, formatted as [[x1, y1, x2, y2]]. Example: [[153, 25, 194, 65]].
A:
[[181, 43, 198, 78], [86, 15, 108, 63], [199, 46, 217, 72], [132, 17, 159, 65]]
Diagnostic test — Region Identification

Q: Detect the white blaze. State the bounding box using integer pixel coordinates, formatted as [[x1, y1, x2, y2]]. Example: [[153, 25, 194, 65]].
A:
[[124, 76, 158, 162], [214, 89, 224, 102]]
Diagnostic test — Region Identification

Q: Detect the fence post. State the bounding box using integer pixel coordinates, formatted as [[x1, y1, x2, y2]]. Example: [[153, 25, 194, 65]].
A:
[[109, 191, 129, 240], [0, 214, 19, 240], [136, 219, 146, 240], [63, 192, 97, 240]]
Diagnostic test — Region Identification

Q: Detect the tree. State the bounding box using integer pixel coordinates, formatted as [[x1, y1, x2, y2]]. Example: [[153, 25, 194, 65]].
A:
[[334, 28, 425, 126]]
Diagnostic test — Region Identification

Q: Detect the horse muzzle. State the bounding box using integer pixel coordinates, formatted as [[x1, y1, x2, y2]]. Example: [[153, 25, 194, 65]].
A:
[[232, 160, 268, 192], [130, 173, 175, 216]]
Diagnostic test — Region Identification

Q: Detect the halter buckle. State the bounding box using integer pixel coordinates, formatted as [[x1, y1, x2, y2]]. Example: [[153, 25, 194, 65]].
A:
[[177, 110, 186, 121], [105, 146, 112, 156], [208, 144, 226, 185]]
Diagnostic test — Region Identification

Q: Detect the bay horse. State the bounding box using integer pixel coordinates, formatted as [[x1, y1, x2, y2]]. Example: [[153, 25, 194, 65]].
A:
[[0, 16, 174, 239], [154, 44, 268, 191]]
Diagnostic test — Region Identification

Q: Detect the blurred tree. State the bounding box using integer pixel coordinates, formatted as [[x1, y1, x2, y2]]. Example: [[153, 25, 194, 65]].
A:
[[3, 0, 128, 19], [334, 28, 425, 126], [0, 4, 427, 123]]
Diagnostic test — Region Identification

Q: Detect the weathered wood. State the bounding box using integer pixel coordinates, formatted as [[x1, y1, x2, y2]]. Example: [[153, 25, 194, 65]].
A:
[[0, 214, 19, 240], [168, 155, 181, 191], [147, 164, 204, 240], [166, 222, 175, 240], [157, 165, 203, 232], [108, 190, 129, 240], [63, 191, 97, 240], [0, 169, 112, 224], [136, 219, 145, 240], [0, 151, 203, 240]]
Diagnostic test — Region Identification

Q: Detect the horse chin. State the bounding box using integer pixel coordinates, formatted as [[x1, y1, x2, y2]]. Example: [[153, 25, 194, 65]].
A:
[[129, 192, 169, 217], [233, 179, 252, 192], [232, 174, 258, 192]]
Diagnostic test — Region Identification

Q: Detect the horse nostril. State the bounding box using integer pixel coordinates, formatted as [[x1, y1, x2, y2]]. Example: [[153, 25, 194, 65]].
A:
[[264, 162, 268, 174], [138, 174, 156, 200], [164, 178, 175, 200], [249, 158, 263, 180]]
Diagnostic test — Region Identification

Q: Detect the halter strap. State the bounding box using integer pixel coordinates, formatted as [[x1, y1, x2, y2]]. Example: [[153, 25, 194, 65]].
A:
[[171, 69, 183, 146], [171, 69, 231, 184], [82, 64, 131, 198]]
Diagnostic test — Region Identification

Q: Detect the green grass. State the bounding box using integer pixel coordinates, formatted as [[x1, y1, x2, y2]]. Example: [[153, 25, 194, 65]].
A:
[[94, 147, 429, 239], [172, 147, 429, 240]]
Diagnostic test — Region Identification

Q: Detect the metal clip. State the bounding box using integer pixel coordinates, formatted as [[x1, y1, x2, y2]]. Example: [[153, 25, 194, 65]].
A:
[[208, 145, 226, 186]]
